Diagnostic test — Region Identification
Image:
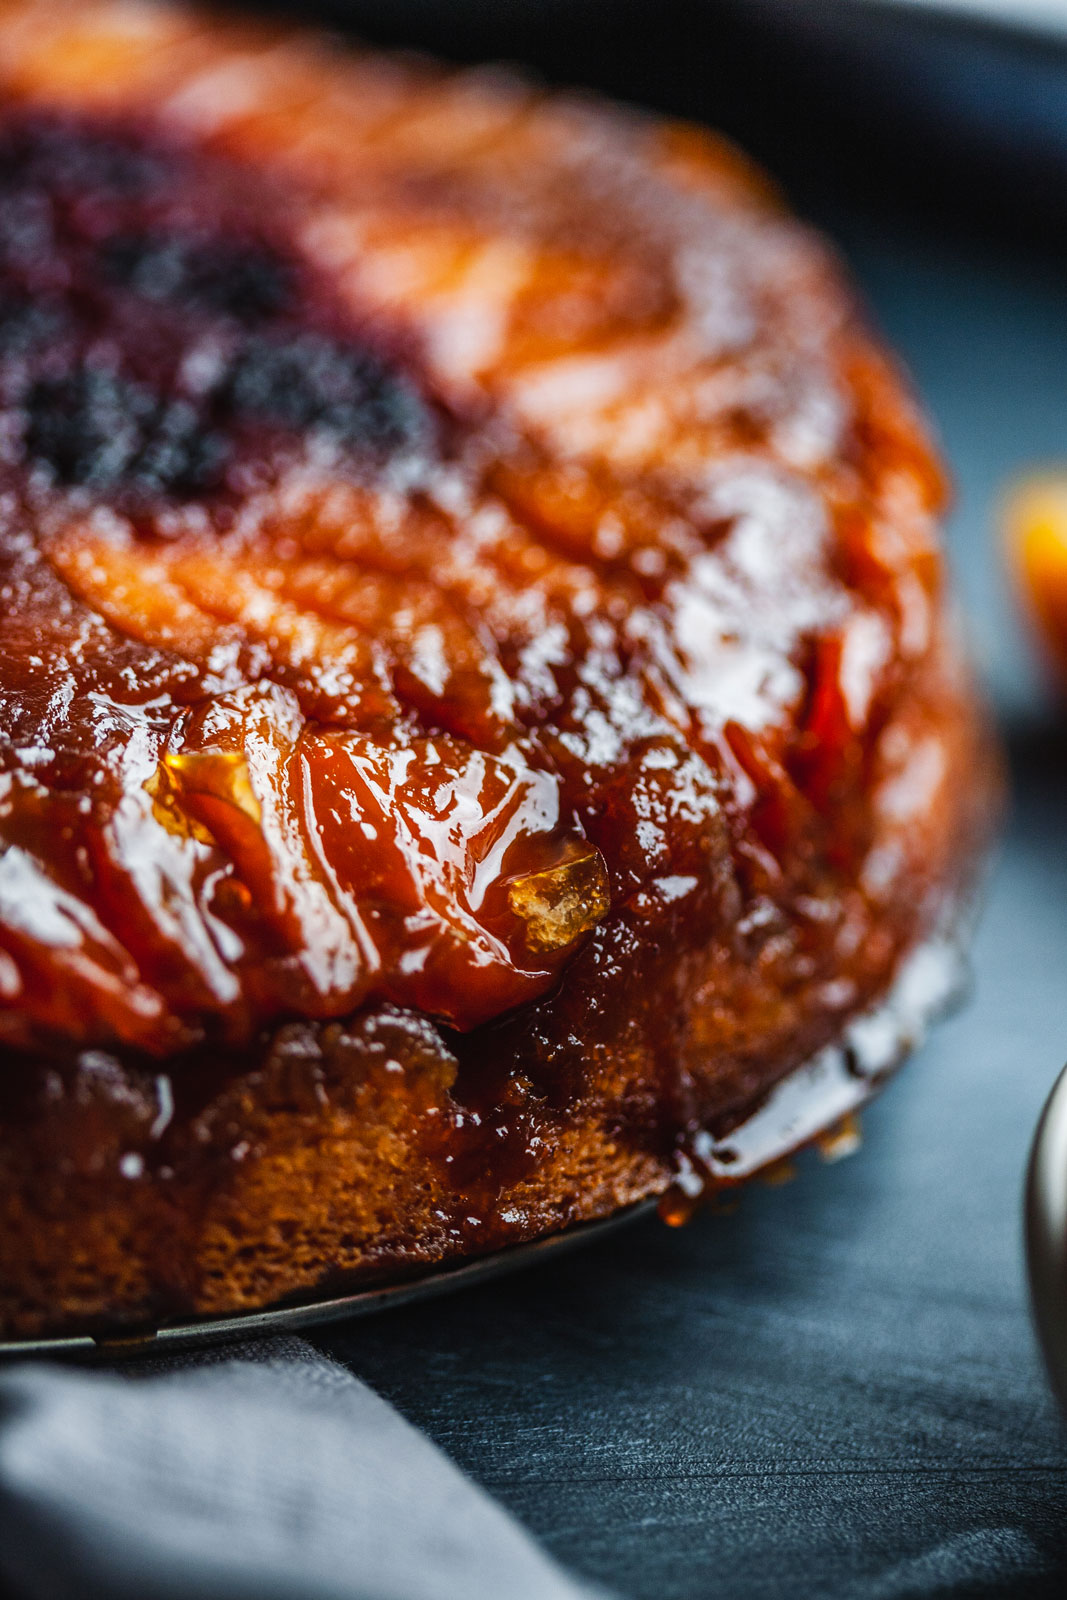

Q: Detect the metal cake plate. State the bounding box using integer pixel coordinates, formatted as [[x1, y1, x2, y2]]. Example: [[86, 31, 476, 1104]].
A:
[[0, 924, 970, 1360], [0, 1201, 659, 1362]]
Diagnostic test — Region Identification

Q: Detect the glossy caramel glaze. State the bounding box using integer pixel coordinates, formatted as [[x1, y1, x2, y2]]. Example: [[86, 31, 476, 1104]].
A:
[[0, 0, 997, 1335]]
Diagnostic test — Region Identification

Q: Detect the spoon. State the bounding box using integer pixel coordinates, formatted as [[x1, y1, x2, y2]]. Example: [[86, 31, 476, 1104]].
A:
[[1026, 1060, 1067, 1411]]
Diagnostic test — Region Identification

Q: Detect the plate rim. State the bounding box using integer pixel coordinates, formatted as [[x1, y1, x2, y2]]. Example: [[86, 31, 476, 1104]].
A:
[[760, 0, 1067, 43]]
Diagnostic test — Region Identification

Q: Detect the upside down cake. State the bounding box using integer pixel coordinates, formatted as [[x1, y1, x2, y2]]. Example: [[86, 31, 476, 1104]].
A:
[[0, 0, 996, 1337]]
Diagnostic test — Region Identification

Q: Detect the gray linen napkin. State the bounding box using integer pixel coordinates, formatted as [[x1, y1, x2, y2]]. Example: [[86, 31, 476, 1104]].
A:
[[0, 1336, 608, 1600]]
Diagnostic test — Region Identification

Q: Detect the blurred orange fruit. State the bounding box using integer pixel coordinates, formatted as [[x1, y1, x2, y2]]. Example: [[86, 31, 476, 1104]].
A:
[[1004, 473, 1067, 690]]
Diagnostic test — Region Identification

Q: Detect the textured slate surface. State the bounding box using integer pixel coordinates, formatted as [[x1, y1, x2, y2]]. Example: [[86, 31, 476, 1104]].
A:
[[315, 209, 1067, 1597]]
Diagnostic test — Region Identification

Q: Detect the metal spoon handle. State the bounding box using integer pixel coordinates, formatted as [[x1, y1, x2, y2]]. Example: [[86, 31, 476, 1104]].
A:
[[1026, 1060, 1067, 1411]]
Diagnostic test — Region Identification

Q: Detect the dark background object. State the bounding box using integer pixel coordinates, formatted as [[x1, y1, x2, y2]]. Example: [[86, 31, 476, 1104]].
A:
[[251, 0, 1067, 253], [158, 2, 1067, 1595]]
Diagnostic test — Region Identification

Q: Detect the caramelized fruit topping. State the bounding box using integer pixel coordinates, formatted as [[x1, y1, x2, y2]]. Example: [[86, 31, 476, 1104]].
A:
[[0, 111, 618, 1048]]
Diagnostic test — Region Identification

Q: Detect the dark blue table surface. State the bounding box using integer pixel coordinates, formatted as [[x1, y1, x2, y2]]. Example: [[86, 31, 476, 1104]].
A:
[[312, 202, 1067, 1600]]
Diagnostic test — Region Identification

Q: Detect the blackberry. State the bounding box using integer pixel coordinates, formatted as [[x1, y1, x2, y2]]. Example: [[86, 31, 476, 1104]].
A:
[[23, 364, 227, 496], [0, 295, 67, 355], [102, 233, 295, 324], [221, 332, 429, 455]]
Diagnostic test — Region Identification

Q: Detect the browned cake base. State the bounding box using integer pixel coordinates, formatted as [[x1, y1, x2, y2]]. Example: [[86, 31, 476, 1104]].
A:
[[0, 1, 997, 1338]]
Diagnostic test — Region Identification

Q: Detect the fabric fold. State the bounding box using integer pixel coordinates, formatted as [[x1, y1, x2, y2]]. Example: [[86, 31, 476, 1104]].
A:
[[0, 1338, 608, 1600]]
